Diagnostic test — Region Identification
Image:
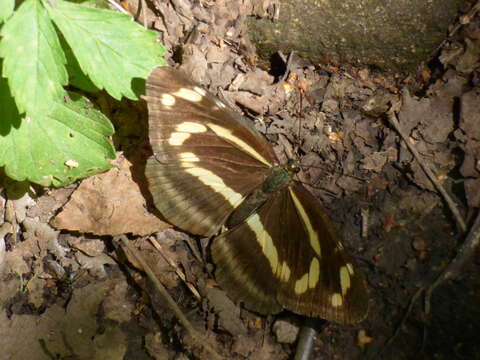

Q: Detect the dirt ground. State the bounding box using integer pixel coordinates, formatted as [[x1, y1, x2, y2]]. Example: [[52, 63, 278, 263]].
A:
[[1, 1, 480, 359]]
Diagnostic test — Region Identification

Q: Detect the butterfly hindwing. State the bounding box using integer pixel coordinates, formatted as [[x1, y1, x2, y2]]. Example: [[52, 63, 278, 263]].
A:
[[282, 184, 368, 323], [212, 182, 368, 324]]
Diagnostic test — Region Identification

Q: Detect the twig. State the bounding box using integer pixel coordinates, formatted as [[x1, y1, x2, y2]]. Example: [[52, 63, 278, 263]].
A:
[[377, 102, 475, 356], [148, 235, 201, 300], [140, 0, 147, 28], [361, 208, 369, 238], [116, 235, 223, 360], [386, 107, 467, 232], [4, 200, 18, 245], [435, 1, 480, 52], [381, 286, 425, 354], [183, 236, 204, 264], [424, 210, 480, 315], [107, 0, 131, 15], [379, 210, 480, 357], [279, 51, 295, 83]]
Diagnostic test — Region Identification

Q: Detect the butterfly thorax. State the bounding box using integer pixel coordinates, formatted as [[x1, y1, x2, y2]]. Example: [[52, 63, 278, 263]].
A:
[[262, 161, 300, 192], [226, 162, 299, 229]]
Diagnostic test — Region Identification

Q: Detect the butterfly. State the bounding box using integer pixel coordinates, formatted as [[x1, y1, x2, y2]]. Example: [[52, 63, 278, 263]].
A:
[[144, 67, 368, 324]]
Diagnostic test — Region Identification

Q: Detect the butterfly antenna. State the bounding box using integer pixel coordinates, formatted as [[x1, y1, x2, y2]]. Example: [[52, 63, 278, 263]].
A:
[[297, 96, 303, 147], [299, 163, 324, 169]]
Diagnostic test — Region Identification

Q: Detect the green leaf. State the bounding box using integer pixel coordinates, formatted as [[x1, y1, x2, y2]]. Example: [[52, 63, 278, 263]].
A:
[[60, 35, 99, 93], [0, 0, 68, 114], [68, 0, 109, 8], [0, 77, 115, 187], [0, 0, 15, 23], [46, 0, 166, 100]]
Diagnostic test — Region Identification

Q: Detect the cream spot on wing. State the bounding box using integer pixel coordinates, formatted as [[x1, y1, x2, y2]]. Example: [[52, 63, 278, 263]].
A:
[[184, 166, 244, 207], [207, 123, 271, 166], [294, 272, 309, 294], [340, 266, 351, 296], [179, 152, 200, 162], [168, 122, 207, 146], [193, 86, 206, 97], [169, 132, 190, 146], [176, 122, 207, 133], [173, 88, 203, 102], [276, 261, 291, 282], [161, 94, 175, 107], [331, 293, 343, 307], [308, 257, 320, 289], [346, 263, 354, 275], [246, 214, 279, 274], [289, 189, 321, 257]]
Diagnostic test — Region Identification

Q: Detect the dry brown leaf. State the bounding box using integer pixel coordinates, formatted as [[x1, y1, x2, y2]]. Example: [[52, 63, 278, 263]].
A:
[[52, 156, 169, 236], [206, 287, 247, 336]]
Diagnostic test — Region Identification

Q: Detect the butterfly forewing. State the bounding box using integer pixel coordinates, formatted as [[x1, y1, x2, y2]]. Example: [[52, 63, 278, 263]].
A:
[[146, 68, 277, 166], [145, 67, 277, 236]]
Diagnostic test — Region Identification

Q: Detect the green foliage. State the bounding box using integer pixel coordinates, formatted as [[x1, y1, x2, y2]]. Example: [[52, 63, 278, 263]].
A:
[[0, 0, 14, 23], [0, 0, 68, 114], [0, 0, 166, 187]]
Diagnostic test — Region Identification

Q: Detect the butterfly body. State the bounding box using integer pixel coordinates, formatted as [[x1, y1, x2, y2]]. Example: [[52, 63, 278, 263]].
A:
[[145, 67, 368, 324], [227, 162, 299, 228]]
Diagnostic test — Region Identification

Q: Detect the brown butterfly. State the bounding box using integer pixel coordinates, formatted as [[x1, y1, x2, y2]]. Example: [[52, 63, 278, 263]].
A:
[[144, 67, 368, 324]]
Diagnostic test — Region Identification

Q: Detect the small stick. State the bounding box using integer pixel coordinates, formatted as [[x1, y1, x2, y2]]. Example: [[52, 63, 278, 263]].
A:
[[386, 107, 467, 232], [140, 0, 147, 28], [148, 235, 201, 300], [377, 102, 474, 357], [4, 200, 18, 246], [435, 1, 480, 52], [183, 236, 204, 264], [424, 210, 480, 315], [381, 210, 480, 357], [361, 208, 369, 239], [280, 51, 295, 83], [381, 286, 424, 354], [117, 235, 223, 360], [107, 0, 131, 15]]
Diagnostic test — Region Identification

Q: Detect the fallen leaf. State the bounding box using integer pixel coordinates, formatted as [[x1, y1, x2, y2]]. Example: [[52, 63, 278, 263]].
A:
[[52, 155, 169, 236], [206, 287, 247, 336]]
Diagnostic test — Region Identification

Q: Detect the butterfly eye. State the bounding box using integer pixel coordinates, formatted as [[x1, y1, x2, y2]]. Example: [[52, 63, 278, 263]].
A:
[[287, 159, 301, 174]]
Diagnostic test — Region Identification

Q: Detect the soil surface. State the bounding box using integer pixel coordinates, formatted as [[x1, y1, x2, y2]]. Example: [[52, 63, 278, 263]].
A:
[[1, 1, 480, 360]]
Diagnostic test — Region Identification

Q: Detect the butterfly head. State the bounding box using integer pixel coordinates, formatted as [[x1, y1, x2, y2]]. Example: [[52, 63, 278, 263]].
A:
[[286, 159, 301, 176]]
